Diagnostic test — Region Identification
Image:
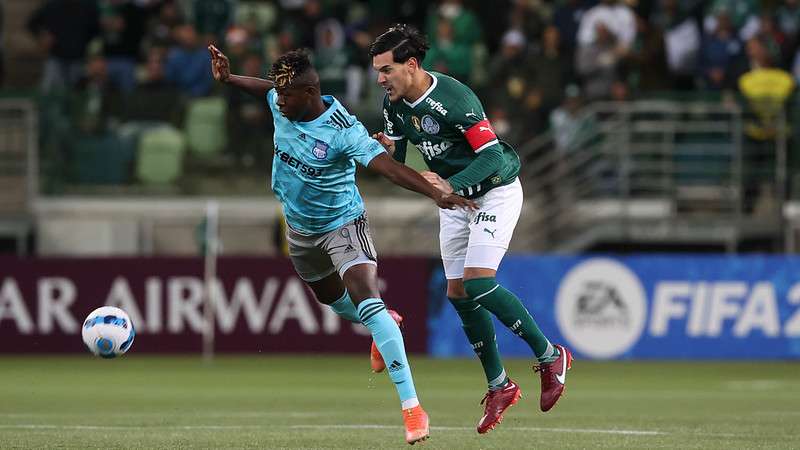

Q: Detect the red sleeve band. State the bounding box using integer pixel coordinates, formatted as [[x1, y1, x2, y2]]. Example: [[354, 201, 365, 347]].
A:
[[464, 119, 498, 152]]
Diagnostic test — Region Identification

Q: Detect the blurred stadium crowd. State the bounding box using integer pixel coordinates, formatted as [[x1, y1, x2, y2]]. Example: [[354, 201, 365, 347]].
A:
[[8, 0, 799, 191]]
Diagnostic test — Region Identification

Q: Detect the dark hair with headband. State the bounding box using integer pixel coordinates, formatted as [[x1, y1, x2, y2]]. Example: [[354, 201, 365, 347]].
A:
[[267, 49, 314, 89]]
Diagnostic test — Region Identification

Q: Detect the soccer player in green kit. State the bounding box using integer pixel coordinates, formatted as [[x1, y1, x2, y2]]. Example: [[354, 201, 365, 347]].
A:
[[369, 24, 574, 434]]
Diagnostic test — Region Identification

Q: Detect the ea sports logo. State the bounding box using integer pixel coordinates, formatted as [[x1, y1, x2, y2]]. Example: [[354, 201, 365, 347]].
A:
[[555, 258, 646, 359]]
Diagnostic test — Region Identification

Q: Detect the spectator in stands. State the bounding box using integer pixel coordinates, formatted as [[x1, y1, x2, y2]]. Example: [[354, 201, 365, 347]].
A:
[[314, 19, 363, 106], [626, 14, 671, 92], [738, 37, 795, 213], [486, 29, 532, 142], [28, 0, 101, 92], [226, 51, 271, 168], [531, 25, 574, 115], [749, 14, 789, 67], [652, 0, 701, 90], [76, 55, 112, 133], [424, 19, 472, 82], [704, 0, 759, 35], [550, 84, 594, 154], [127, 47, 178, 122], [546, 84, 598, 222], [700, 9, 743, 91], [778, 0, 800, 39], [280, 0, 325, 50], [507, 0, 548, 44], [426, 0, 482, 48], [164, 24, 213, 97], [138, 48, 170, 91], [222, 25, 253, 75], [577, 0, 637, 54], [739, 37, 795, 141], [143, 0, 184, 49], [99, 0, 148, 93], [576, 21, 625, 100], [553, 0, 594, 58], [313, 19, 347, 93], [192, 0, 235, 45]]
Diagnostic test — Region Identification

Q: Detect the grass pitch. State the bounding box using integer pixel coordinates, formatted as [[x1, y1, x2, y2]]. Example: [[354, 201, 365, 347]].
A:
[[0, 356, 798, 449]]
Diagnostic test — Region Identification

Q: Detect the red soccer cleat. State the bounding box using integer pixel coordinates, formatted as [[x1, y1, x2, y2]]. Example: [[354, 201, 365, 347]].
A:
[[476, 378, 522, 434], [370, 309, 403, 373], [403, 404, 430, 445], [535, 344, 573, 412]]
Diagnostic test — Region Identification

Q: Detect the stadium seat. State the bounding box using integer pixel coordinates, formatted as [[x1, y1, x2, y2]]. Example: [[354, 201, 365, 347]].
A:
[[70, 133, 135, 184], [136, 126, 186, 184], [184, 97, 228, 158]]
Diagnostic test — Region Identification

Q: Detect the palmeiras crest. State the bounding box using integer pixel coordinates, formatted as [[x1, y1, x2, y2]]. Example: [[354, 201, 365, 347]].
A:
[[421, 115, 440, 134]]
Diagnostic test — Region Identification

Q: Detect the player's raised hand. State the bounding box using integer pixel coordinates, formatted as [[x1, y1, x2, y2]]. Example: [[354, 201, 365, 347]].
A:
[[208, 44, 230, 82], [435, 192, 477, 210], [421, 171, 453, 194], [372, 132, 396, 154]]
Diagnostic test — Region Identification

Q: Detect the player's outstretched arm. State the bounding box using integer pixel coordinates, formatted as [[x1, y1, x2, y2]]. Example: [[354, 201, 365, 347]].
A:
[[368, 153, 477, 210], [209, 44, 273, 98]]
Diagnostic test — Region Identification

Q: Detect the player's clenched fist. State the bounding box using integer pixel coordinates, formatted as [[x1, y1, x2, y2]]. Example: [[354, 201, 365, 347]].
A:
[[208, 44, 230, 82]]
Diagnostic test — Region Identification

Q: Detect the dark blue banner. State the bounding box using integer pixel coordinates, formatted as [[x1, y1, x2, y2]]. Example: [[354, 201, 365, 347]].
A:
[[428, 256, 800, 359]]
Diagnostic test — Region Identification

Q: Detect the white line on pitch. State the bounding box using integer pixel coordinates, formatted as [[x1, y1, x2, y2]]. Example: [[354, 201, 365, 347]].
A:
[[290, 424, 667, 436], [0, 424, 662, 435], [0, 424, 743, 438], [0, 425, 261, 430]]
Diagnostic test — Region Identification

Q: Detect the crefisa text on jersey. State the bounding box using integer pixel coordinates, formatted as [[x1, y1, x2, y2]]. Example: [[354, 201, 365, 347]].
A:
[[425, 97, 448, 116]]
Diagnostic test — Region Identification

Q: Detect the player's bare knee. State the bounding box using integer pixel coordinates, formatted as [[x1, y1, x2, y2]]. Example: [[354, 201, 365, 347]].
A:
[[342, 263, 380, 303], [447, 279, 467, 298], [463, 267, 497, 281]]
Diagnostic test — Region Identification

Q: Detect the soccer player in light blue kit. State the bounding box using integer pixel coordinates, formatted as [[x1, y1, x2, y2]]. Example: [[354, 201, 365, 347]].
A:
[[210, 45, 475, 445]]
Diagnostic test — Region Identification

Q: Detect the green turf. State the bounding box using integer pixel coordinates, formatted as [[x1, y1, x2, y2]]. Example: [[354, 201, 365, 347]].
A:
[[0, 356, 798, 449]]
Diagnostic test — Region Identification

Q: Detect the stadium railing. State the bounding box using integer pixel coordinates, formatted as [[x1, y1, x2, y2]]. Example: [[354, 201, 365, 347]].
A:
[[0, 99, 37, 255], [517, 98, 791, 252]]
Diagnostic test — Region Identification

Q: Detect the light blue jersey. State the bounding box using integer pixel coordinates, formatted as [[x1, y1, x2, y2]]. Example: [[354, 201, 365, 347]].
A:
[[267, 89, 386, 234]]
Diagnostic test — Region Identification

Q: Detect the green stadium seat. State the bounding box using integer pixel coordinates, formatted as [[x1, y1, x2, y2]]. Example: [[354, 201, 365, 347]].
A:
[[184, 97, 228, 157], [136, 126, 186, 184]]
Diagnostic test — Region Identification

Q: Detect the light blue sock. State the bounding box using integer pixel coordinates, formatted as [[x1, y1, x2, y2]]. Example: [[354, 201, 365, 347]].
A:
[[329, 291, 359, 323], [357, 298, 418, 405]]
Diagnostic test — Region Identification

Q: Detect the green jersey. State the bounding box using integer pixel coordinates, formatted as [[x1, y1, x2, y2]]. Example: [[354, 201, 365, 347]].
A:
[[382, 71, 520, 198]]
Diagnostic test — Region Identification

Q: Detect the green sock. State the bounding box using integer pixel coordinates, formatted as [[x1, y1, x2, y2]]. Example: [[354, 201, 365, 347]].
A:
[[449, 297, 508, 390], [464, 277, 558, 363]]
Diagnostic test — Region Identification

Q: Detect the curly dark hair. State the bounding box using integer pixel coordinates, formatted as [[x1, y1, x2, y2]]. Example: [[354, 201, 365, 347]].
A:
[[267, 49, 313, 88], [368, 24, 429, 64]]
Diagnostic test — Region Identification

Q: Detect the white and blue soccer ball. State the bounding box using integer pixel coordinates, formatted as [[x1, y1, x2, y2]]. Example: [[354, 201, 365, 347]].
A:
[[81, 306, 135, 358]]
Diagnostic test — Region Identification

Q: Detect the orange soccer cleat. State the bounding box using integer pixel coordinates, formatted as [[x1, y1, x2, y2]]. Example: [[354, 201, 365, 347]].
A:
[[403, 405, 430, 445], [370, 309, 404, 372]]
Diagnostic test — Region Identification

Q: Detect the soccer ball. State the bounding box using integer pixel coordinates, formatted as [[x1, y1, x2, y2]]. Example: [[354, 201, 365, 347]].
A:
[[81, 306, 136, 358]]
